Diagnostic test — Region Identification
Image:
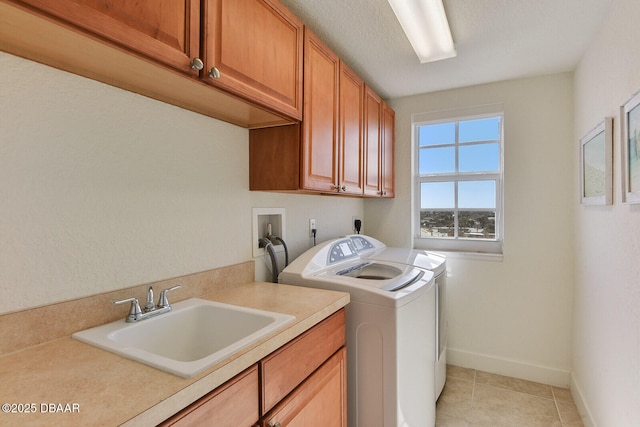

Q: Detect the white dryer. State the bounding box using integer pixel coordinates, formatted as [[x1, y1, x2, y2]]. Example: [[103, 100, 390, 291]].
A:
[[347, 235, 448, 400], [279, 236, 436, 427]]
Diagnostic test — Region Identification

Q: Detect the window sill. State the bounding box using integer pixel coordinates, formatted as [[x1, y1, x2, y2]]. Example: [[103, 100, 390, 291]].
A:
[[434, 251, 503, 262], [414, 237, 503, 257]]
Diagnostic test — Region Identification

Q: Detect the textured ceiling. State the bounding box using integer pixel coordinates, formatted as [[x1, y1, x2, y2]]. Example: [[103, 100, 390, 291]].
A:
[[279, 0, 613, 100]]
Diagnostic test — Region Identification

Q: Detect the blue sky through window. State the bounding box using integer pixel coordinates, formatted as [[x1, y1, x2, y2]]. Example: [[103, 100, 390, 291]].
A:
[[419, 122, 455, 146], [459, 181, 496, 208], [459, 118, 500, 142], [421, 182, 454, 208], [419, 117, 500, 209]]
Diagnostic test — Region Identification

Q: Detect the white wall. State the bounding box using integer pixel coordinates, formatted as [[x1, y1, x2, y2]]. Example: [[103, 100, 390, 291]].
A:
[[367, 73, 576, 385], [572, 0, 640, 425], [0, 52, 363, 314]]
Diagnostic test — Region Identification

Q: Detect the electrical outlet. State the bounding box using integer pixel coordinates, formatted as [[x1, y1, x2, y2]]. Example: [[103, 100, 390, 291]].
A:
[[352, 216, 362, 234], [309, 218, 316, 237]]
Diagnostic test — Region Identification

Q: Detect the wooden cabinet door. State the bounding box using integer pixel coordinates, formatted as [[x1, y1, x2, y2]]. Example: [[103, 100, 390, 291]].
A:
[[300, 28, 340, 192], [363, 85, 382, 196], [203, 0, 303, 119], [339, 62, 364, 195], [261, 348, 347, 427], [161, 365, 259, 427], [249, 124, 301, 191], [15, 0, 201, 75], [261, 309, 345, 414], [381, 101, 395, 197]]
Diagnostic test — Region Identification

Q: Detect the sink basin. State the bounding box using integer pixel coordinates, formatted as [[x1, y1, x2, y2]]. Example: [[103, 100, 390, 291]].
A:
[[72, 298, 295, 378]]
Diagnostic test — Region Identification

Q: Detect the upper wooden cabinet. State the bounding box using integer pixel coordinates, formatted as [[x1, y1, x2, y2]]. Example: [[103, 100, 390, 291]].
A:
[[339, 62, 365, 195], [300, 28, 340, 192], [13, 0, 201, 76], [203, 0, 304, 120], [235, 11, 390, 197], [381, 101, 395, 197], [363, 86, 382, 196], [363, 87, 395, 198], [1, 0, 297, 127]]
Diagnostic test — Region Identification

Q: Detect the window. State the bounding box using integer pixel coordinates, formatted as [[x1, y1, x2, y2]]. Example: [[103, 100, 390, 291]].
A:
[[413, 105, 503, 254]]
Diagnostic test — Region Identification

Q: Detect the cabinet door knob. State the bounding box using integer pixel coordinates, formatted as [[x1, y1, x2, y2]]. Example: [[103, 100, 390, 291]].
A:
[[208, 66, 221, 79], [341, 185, 346, 191], [190, 57, 204, 70], [269, 422, 281, 427]]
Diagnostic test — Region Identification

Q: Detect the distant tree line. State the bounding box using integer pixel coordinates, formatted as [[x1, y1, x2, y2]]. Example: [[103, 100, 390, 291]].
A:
[[420, 210, 495, 239]]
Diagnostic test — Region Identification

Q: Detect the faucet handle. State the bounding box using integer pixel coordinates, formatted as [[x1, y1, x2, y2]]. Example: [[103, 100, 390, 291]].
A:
[[157, 285, 182, 309], [144, 286, 156, 312], [112, 297, 142, 322]]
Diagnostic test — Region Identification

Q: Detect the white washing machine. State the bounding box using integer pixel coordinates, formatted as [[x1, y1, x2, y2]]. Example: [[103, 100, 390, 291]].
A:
[[347, 235, 448, 400], [279, 236, 436, 427]]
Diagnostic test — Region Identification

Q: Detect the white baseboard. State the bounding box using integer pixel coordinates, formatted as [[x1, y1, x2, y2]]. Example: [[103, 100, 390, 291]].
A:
[[570, 375, 596, 427], [447, 347, 571, 387]]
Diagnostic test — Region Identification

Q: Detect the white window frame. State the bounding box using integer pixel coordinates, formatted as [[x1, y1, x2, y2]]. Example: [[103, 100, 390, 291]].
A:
[[412, 104, 504, 254]]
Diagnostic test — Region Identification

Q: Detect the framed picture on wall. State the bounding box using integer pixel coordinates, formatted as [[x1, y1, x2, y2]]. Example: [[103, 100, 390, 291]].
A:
[[580, 117, 613, 205], [621, 90, 640, 203]]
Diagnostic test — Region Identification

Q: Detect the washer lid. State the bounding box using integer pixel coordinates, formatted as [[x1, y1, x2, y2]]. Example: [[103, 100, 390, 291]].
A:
[[334, 262, 423, 291], [363, 247, 446, 274]]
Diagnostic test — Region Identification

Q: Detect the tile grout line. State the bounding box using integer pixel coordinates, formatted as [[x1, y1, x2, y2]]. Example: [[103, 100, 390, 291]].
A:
[[470, 369, 477, 403], [442, 367, 581, 426], [551, 387, 565, 425], [474, 381, 559, 402]]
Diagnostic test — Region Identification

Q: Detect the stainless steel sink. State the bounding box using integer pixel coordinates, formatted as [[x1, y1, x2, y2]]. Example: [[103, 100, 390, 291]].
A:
[[72, 298, 295, 377]]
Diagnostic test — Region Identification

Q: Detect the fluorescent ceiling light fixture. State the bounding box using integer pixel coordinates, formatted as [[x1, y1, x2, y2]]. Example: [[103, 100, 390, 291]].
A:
[[388, 0, 456, 63]]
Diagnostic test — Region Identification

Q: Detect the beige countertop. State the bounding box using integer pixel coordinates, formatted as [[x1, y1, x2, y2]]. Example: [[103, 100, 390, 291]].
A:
[[0, 282, 349, 426]]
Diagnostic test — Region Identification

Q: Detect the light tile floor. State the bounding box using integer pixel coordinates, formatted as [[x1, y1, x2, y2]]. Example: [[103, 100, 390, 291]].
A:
[[436, 365, 584, 426]]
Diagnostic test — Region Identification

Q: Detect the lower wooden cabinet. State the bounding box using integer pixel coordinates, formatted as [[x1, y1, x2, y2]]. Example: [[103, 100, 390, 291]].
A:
[[160, 365, 259, 427], [160, 309, 346, 427], [260, 347, 347, 427], [260, 308, 346, 414]]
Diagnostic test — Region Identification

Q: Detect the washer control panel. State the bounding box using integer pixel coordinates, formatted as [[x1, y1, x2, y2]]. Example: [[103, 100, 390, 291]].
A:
[[328, 239, 359, 264], [350, 235, 375, 252], [327, 236, 377, 264]]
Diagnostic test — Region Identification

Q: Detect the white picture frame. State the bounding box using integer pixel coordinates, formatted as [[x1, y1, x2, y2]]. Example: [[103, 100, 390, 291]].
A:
[[621, 90, 640, 203], [580, 117, 613, 205]]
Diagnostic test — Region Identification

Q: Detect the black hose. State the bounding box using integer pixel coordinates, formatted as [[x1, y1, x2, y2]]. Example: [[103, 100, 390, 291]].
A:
[[273, 236, 289, 267], [258, 238, 278, 283]]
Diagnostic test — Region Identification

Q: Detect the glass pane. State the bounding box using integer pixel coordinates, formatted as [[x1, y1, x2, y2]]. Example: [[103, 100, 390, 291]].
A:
[[419, 146, 455, 174], [458, 181, 496, 208], [459, 143, 499, 172], [627, 103, 640, 193], [419, 122, 455, 146], [583, 130, 606, 197], [459, 117, 500, 143], [421, 182, 454, 209], [458, 211, 496, 239], [420, 210, 455, 237]]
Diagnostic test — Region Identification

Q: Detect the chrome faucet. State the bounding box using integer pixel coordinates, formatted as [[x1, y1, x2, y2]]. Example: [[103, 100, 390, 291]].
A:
[[112, 284, 182, 322]]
